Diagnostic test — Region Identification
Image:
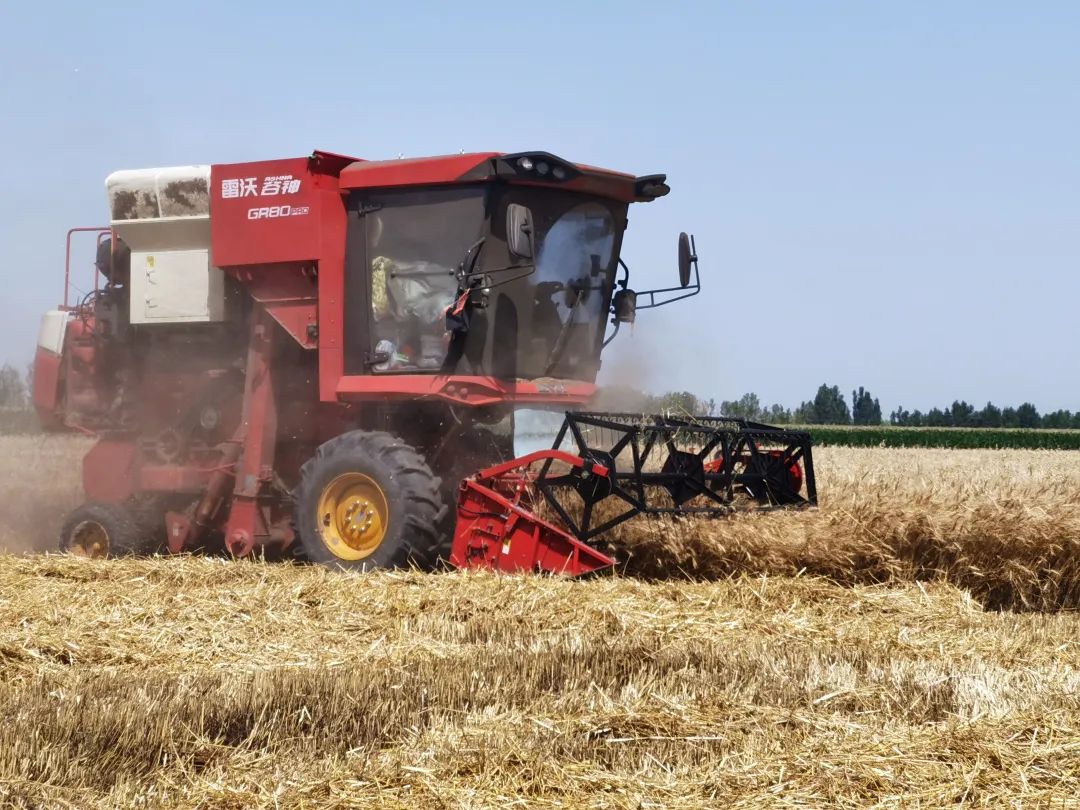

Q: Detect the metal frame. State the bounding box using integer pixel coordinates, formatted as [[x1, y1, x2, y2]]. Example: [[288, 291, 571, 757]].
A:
[[530, 412, 815, 542]]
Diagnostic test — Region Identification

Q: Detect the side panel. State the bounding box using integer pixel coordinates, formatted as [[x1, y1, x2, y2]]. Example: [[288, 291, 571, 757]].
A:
[[129, 248, 224, 322], [211, 158, 327, 266]]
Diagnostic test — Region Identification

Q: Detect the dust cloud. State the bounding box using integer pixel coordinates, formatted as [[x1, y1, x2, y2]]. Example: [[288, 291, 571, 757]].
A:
[[515, 335, 666, 455], [0, 435, 91, 554], [592, 335, 664, 411]]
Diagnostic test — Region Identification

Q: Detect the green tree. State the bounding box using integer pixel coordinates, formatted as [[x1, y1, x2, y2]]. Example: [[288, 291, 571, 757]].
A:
[[852, 387, 882, 425], [1043, 409, 1073, 429], [1015, 402, 1041, 428], [793, 401, 815, 424], [720, 392, 762, 421], [807, 384, 850, 425], [978, 402, 1002, 428], [764, 403, 793, 424], [949, 400, 976, 427]]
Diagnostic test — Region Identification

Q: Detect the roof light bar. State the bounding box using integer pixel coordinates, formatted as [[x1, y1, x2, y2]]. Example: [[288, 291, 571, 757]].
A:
[[502, 152, 579, 183]]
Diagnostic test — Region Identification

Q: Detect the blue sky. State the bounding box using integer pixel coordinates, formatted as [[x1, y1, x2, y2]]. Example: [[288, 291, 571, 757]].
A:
[[1, 2, 1077, 414]]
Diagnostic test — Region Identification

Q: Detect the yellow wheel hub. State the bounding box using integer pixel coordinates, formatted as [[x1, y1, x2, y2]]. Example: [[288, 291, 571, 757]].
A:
[[316, 472, 390, 561], [69, 521, 110, 559]]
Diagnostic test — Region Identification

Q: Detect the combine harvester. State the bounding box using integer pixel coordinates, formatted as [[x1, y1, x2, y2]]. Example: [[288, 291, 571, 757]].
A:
[[33, 150, 816, 574]]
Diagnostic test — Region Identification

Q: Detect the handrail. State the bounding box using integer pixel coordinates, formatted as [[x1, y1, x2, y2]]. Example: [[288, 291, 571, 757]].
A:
[[63, 227, 110, 309]]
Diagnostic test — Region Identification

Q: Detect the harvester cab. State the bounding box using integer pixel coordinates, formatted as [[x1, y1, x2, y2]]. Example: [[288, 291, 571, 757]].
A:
[[34, 149, 815, 572]]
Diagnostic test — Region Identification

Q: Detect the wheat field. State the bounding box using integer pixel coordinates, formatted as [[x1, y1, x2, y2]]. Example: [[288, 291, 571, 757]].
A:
[[1, 437, 1080, 807], [607, 446, 1080, 611]]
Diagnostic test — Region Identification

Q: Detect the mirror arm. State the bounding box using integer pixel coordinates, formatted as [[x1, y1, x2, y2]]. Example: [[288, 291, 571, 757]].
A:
[[633, 261, 702, 310]]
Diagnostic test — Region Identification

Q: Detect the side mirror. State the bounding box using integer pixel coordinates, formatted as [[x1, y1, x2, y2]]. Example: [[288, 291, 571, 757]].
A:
[[507, 203, 534, 260], [677, 232, 697, 288], [612, 288, 637, 324]]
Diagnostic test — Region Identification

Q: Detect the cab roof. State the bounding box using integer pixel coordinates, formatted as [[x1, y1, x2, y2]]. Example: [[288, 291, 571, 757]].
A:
[[323, 150, 668, 203]]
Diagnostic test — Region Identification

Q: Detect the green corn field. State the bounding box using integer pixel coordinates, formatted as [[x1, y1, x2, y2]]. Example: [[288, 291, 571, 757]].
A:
[[798, 425, 1080, 450]]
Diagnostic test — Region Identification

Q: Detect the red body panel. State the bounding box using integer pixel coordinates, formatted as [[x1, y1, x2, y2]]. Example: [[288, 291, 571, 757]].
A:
[[243, 266, 318, 349], [211, 157, 338, 267], [210, 154, 351, 401], [338, 153, 500, 189], [314, 184, 348, 402]]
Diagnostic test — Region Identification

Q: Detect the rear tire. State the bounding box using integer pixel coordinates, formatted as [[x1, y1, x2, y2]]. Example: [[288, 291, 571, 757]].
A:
[[60, 502, 150, 558], [294, 431, 446, 570]]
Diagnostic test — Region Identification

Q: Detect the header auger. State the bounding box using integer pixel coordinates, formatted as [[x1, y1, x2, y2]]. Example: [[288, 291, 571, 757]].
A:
[[35, 149, 815, 574]]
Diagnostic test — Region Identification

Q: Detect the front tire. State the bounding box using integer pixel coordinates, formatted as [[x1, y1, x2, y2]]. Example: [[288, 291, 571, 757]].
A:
[[294, 431, 445, 570]]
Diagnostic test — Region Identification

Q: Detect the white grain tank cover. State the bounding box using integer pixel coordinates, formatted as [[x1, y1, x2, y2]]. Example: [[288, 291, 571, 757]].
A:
[[106, 166, 225, 324]]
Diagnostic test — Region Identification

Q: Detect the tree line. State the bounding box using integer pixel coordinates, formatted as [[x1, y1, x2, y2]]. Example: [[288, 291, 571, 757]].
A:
[[594, 382, 1079, 429], [591, 383, 877, 425], [0, 363, 30, 409], [716, 385, 882, 425], [887, 401, 1080, 429]]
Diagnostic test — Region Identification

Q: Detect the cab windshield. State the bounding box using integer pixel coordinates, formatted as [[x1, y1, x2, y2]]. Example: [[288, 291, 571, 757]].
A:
[[511, 194, 619, 378], [347, 185, 627, 381]]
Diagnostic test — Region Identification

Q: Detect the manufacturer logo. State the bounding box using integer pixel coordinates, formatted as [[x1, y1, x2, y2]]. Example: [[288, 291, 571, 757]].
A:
[[222, 175, 302, 199]]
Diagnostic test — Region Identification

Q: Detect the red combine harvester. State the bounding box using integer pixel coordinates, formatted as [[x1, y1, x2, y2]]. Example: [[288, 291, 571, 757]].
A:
[[34, 150, 816, 574]]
